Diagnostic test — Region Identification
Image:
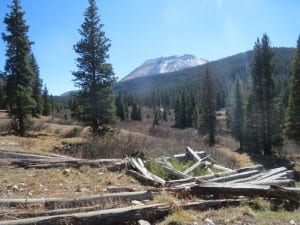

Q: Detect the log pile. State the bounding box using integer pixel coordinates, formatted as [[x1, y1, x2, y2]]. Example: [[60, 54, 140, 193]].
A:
[[0, 147, 299, 224], [127, 146, 297, 188]]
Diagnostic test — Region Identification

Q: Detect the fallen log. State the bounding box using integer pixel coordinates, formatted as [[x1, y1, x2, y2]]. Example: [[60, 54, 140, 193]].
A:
[[188, 183, 300, 202], [186, 146, 202, 161], [129, 158, 165, 185], [0, 203, 171, 225], [0, 191, 154, 209], [248, 179, 295, 187], [165, 177, 197, 187], [126, 170, 162, 187], [208, 169, 261, 183], [0, 199, 249, 225], [18, 159, 123, 169], [0, 149, 67, 160], [183, 156, 209, 175], [172, 151, 206, 161], [185, 147, 232, 172], [155, 160, 190, 179], [254, 167, 288, 181]]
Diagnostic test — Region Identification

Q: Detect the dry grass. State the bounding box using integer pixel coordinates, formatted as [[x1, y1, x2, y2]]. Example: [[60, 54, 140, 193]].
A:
[[158, 200, 300, 225], [0, 166, 141, 199]]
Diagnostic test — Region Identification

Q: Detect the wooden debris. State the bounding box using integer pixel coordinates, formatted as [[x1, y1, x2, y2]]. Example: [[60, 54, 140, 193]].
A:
[[0, 199, 249, 225], [0, 191, 154, 209]]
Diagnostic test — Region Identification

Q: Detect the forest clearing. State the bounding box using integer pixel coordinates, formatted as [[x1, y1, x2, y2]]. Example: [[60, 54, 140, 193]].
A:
[[0, 109, 299, 225], [1, 0, 300, 224]]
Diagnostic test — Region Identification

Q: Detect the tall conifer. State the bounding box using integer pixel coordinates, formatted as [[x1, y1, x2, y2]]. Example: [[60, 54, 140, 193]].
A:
[[72, 0, 116, 135], [2, 0, 36, 136], [198, 65, 216, 146], [230, 77, 244, 150], [285, 36, 300, 142], [244, 34, 275, 155]]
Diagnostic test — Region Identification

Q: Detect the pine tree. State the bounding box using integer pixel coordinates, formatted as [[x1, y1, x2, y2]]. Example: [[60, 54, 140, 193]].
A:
[[162, 106, 168, 122], [131, 103, 139, 121], [42, 86, 50, 116], [174, 96, 182, 128], [30, 53, 43, 116], [198, 65, 216, 146], [71, 96, 83, 121], [0, 72, 5, 109], [230, 77, 244, 150], [115, 92, 127, 120], [244, 34, 275, 155], [72, 0, 116, 135], [2, 0, 36, 136], [285, 36, 300, 142], [153, 109, 161, 127]]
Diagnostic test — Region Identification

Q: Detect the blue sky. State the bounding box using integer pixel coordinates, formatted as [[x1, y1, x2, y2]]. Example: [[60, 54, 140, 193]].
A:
[[0, 0, 300, 95]]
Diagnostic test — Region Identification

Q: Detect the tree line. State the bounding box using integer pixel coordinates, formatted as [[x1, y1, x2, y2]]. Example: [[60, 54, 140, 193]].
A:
[[1, 0, 300, 158]]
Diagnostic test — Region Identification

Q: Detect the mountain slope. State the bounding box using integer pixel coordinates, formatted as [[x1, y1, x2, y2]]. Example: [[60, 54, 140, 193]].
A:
[[121, 54, 207, 81], [115, 48, 294, 94]]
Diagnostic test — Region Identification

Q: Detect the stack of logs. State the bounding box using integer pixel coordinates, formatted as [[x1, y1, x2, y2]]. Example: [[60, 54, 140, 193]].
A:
[[127, 146, 296, 188], [0, 147, 299, 225]]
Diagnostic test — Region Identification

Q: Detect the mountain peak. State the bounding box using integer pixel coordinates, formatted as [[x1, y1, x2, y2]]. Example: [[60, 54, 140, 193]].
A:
[[121, 54, 207, 81]]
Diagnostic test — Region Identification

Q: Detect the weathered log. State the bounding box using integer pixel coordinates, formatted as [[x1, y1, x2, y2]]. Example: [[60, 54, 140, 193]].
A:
[[155, 160, 190, 179], [185, 147, 232, 172], [165, 177, 197, 187], [126, 169, 162, 187], [188, 183, 300, 202], [0, 199, 250, 225], [183, 156, 209, 175], [186, 146, 202, 161], [0, 149, 65, 159], [0, 191, 154, 209], [172, 151, 206, 161], [255, 167, 288, 181], [19, 159, 123, 169], [107, 186, 135, 193], [129, 158, 165, 185], [208, 169, 261, 183], [0, 203, 171, 225], [194, 164, 263, 182], [248, 179, 295, 187]]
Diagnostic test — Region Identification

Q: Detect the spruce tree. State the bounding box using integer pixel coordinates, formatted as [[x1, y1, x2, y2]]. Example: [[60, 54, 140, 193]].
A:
[[72, 0, 116, 135], [0, 72, 5, 109], [42, 86, 50, 116], [198, 65, 216, 146], [115, 92, 126, 120], [174, 96, 182, 128], [2, 0, 36, 136], [131, 103, 139, 121], [30, 53, 43, 116], [244, 34, 275, 155], [230, 77, 244, 150], [285, 36, 300, 142]]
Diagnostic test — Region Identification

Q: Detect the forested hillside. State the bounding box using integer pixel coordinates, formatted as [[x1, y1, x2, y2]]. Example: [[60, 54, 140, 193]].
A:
[[115, 48, 294, 106]]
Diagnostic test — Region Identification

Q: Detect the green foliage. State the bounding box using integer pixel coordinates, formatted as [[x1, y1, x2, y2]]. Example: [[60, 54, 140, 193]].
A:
[[115, 92, 128, 120], [42, 86, 51, 116], [30, 53, 43, 116], [131, 103, 142, 121], [285, 36, 300, 142], [230, 77, 244, 149], [2, 0, 36, 136], [170, 158, 194, 172], [0, 73, 6, 109], [198, 65, 216, 146], [72, 0, 116, 135], [153, 108, 161, 127], [244, 34, 276, 155], [145, 159, 169, 179]]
